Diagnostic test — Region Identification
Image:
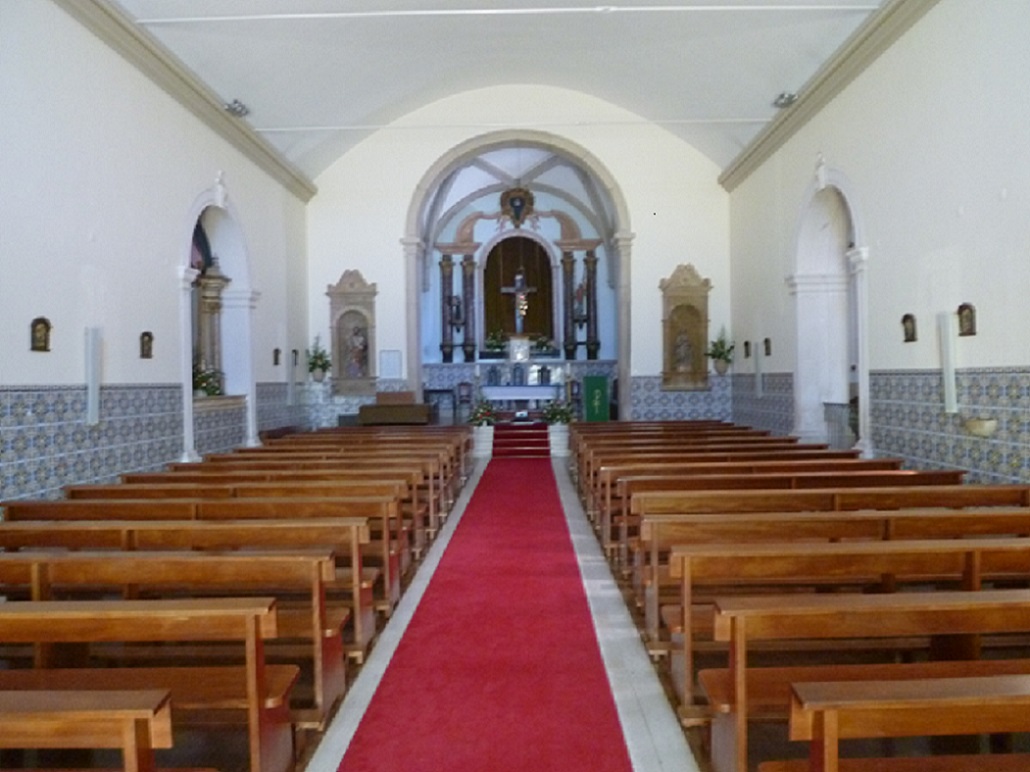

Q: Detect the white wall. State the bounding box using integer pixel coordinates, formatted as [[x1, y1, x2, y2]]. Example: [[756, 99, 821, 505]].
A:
[[729, 0, 1030, 373], [0, 0, 308, 387], [307, 84, 730, 380]]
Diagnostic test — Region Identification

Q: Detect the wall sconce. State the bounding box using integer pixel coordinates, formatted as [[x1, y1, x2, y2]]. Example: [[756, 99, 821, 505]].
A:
[[273, 348, 281, 366], [743, 341, 751, 359], [449, 295, 464, 332], [763, 338, 772, 357]]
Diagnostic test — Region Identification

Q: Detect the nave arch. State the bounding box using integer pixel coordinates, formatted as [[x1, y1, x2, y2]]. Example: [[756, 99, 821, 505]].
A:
[[789, 161, 872, 455], [178, 176, 260, 460]]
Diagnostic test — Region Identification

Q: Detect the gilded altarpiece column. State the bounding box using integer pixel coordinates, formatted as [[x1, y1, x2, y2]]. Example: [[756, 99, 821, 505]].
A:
[[584, 249, 600, 360], [439, 255, 455, 363], [461, 254, 477, 363]]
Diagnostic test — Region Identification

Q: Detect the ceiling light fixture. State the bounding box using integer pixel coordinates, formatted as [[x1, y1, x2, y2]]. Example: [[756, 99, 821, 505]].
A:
[[224, 99, 250, 117], [773, 91, 798, 109]]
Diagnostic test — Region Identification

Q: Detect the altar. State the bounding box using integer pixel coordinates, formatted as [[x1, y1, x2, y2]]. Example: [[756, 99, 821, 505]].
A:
[[480, 384, 561, 405]]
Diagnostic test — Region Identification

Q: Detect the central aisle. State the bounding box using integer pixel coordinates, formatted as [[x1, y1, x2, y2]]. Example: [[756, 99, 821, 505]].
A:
[[302, 459, 692, 772], [337, 457, 633, 771]]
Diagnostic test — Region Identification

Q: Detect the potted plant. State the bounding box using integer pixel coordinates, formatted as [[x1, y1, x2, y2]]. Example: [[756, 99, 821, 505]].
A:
[[307, 336, 332, 381], [192, 363, 223, 397], [705, 329, 734, 375], [468, 399, 497, 458], [482, 329, 509, 359], [542, 399, 573, 457]]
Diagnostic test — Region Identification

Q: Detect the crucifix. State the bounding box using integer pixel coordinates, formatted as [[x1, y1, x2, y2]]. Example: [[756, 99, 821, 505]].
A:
[[500, 270, 536, 334]]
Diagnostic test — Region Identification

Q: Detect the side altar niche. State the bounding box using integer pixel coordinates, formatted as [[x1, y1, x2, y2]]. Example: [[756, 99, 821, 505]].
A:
[[327, 269, 377, 396], [660, 264, 712, 391]]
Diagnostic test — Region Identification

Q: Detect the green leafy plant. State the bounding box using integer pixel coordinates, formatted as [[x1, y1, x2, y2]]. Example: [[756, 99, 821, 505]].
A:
[[306, 335, 332, 373], [541, 399, 574, 424], [192, 364, 223, 396], [531, 333, 556, 352], [484, 329, 509, 352], [468, 400, 498, 426], [704, 329, 734, 363]]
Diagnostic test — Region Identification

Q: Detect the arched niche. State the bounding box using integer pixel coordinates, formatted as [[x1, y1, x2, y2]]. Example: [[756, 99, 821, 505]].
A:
[[660, 264, 711, 390], [328, 270, 377, 396]]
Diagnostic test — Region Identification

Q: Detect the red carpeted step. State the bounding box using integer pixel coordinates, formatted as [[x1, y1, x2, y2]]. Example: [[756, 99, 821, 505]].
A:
[[491, 422, 550, 457]]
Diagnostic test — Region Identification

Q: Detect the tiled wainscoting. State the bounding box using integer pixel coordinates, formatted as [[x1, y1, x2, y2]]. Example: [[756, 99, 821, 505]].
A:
[[730, 372, 795, 436], [0, 382, 306, 501], [256, 381, 310, 433], [629, 374, 732, 422], [0, 384, 184, 500], [870, 368, 1030, 484]]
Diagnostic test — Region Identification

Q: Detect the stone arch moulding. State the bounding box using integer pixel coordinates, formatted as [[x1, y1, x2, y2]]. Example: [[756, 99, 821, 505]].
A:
[[402, 129, 634, 418], [178, 172, 259, 460], [328, 269, 377, 396], [789, 157, 871, 457]]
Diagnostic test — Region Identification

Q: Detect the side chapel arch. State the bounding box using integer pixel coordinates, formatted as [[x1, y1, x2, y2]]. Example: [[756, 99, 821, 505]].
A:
[[403, 130, 634, 418], [788, 159, 871, 455], [178, 174, 260, 461]]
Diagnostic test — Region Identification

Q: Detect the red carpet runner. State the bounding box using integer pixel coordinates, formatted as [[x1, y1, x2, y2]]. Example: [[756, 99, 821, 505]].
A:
[[338, 457, 634, 772]]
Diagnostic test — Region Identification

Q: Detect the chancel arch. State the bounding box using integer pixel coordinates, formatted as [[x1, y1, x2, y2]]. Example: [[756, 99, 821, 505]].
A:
[[405, 130, 633, 418]]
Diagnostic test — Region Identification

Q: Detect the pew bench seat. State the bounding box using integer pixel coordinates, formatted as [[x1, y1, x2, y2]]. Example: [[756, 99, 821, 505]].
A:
[[0, 688, 183, 772], [758, 674, 1030, 772]]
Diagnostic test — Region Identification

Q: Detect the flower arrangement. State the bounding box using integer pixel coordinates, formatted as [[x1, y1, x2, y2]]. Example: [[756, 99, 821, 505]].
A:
[[192, 364, 223, 396], [468, 400, 498, 426], [306, 335, 332, 373], [531, 333, 556, 352], [704, 329, 734, 363], [484, 329, 509, 352], [541, 399, 574, 424]]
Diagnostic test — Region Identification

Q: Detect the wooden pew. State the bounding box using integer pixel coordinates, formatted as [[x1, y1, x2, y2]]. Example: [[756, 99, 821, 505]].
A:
[[589, 457, 905, 527], [666, 536, 1030, 707], [1, 496, 402, 618], [0, 549, 345, 730], [636, 506, 1030, 644], [578, 447, 855, 503], [0, 688, 179, 772], [699, 589, 1030, 772], [122, 465, 438, 536], [0, 598, 296, 772], [577, 438, 814, 499], [204, 445, 457, 509], [0, 517, 376, 663], [66, 476, 429, 559], [757, 675, 1030, 772], [602, 469, 966, 564], [168, 455, 446, 527], [631, 484, 1030, 518]]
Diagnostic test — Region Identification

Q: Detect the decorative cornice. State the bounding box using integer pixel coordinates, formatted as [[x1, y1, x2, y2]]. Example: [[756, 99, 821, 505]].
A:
[[718, 0, 942, 192], [51, 0, 317, 203]]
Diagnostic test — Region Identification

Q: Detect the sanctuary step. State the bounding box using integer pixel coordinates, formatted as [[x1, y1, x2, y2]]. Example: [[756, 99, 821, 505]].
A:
[[492, 422, 550, 458]]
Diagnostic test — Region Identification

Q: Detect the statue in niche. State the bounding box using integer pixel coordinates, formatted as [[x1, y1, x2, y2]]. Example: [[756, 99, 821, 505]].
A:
[[674, 332, 694, 372], [345, 326, 368, 378]]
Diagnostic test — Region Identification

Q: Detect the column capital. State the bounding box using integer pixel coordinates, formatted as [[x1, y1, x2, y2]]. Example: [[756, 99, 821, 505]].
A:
[[847, 246, 870, 273]]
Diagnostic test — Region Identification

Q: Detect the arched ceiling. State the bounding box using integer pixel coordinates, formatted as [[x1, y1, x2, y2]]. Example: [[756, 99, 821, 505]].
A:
[[108, 0, 885, 180]]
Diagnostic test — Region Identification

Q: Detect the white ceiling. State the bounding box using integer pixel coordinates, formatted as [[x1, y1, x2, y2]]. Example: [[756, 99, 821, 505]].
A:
[[110, 0, 885, 181]]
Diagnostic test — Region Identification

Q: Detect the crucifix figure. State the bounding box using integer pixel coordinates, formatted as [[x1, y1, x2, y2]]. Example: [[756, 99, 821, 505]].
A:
[[500, 270, 536, 334]]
